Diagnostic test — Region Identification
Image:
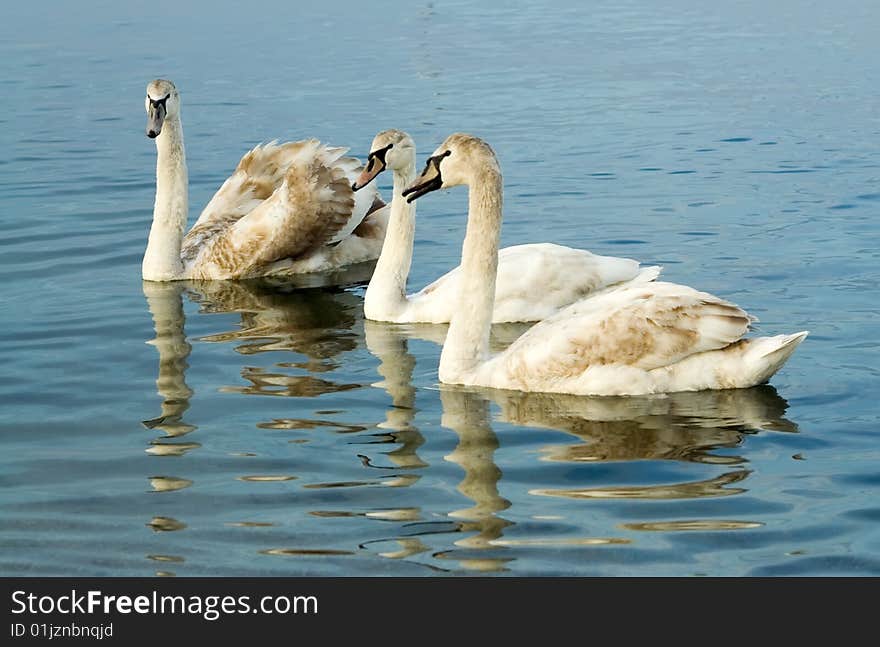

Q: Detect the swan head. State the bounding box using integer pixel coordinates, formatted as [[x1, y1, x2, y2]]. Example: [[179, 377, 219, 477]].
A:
[[145, 79, 180, 139], [402, 133, 499, 203], [352, 129, 416, 191]]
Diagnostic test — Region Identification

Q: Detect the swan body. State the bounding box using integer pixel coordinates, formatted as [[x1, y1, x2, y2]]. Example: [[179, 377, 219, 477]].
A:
[[142, 79, 388, 282], [403, 133, 808, 396], [353, 129, 659, 323]]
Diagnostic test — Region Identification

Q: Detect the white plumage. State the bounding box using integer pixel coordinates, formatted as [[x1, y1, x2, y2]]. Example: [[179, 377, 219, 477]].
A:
[[404, 133, 808, 396], [142, 79, 388, 282], [480, 281, 808, 395], [353, 130, 659, 323]]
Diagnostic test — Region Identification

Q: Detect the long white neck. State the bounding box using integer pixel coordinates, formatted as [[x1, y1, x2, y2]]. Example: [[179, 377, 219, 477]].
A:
[[439, 169, 502, 383], [363, 163, 417, 320], [143, 117, 188, 281]]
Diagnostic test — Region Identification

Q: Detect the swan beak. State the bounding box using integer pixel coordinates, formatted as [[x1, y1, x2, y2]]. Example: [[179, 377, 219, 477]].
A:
[[146, 102, 166, 139], [352, 153, 385, 191], [402, 162, 442, 203]]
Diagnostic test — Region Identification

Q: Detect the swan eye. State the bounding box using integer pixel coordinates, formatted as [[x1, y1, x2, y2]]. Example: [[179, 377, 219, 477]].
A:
[[366, 143, 393, 172], [370, 143, 393, 162], [421, 149, 451, 175], [148, 93, 171, 110]]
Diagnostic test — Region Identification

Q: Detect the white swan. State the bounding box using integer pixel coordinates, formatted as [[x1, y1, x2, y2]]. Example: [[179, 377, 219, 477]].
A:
[[403, 133, 808, 396], [142, 79, 388, 281], [351, 129, 659, 323]]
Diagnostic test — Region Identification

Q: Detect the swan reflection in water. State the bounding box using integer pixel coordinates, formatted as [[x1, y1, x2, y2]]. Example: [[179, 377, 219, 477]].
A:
[[141, 272, 377, 573], [361, 321, 800, 572], [142, 270, 375, 424], [489, 386, 797, 501], [142, 282, 801, 574], [142, 282, 197, 447], [189, 276, 370, 398], [142, 265, 391, 444]]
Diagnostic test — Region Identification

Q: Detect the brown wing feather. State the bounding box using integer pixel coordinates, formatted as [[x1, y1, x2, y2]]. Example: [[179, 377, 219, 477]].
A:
[[181, 140, 322, 263], [188, 152, 356, 279], [499, 282, 753, 382], [272, 156, 356, 258]]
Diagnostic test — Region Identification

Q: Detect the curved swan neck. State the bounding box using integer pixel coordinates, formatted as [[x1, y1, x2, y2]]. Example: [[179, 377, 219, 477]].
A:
[[363, 163, 417, 320], [143, 117, 187, 281], [439, 168, 503, 383]]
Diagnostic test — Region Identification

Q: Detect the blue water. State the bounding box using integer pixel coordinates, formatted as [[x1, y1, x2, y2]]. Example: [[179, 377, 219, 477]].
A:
[[1, 0, 878, 576]]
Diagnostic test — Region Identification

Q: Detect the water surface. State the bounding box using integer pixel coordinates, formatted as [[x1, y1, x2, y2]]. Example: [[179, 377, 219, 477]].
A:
[[1, 0, 878, 576]]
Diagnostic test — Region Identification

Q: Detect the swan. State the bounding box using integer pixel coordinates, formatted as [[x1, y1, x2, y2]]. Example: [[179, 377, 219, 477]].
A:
[[402, 133, 808, 396], [351, 129, 659, 323], [142, 79, 388, 281]]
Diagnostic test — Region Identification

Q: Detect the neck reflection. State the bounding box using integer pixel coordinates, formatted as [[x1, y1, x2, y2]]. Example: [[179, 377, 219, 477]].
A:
[[142, 281, 196, 444], [364, 320, 426, 470], [140, 282, 802, 573], [438, 385, 513, 572], [364, 322, 514, 572]]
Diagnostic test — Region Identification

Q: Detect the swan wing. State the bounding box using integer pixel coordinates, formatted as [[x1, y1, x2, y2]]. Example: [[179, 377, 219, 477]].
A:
[[495, 281, 754, 381], [188, 142, 361, 278], [407, 243, 654, 323], [491, 243, 646, 322], [324, 154, 381, 245], [181, 140, 314, 261], [182, 140, 378, 267]]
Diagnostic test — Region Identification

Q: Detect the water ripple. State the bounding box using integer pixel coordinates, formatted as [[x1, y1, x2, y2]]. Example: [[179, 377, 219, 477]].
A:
[[1, 0, 876, 577]]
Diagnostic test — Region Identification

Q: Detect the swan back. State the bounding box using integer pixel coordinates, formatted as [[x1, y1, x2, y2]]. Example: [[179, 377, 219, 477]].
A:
[[500, 282, 753, 374], [183, 141, 334, 257]]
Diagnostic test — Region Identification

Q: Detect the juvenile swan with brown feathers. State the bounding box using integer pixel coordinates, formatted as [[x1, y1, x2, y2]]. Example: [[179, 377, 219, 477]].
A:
[[142, 79, 388, 281], [403, 133, 808, 395]]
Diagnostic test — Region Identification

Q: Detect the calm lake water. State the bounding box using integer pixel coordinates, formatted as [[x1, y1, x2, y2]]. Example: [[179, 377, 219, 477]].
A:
[[1, 0, 878, 576]]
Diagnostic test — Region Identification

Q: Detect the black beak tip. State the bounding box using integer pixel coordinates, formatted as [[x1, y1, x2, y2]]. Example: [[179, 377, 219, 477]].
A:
[[351, 181, 360, 191]]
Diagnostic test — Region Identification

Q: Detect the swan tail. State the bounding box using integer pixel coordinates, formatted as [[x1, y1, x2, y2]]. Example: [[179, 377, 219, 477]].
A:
[[756, 330, 809, 359], [632, 265, 662, 284], [662, 331, 807, 392], [734, 331, 809, 387]]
